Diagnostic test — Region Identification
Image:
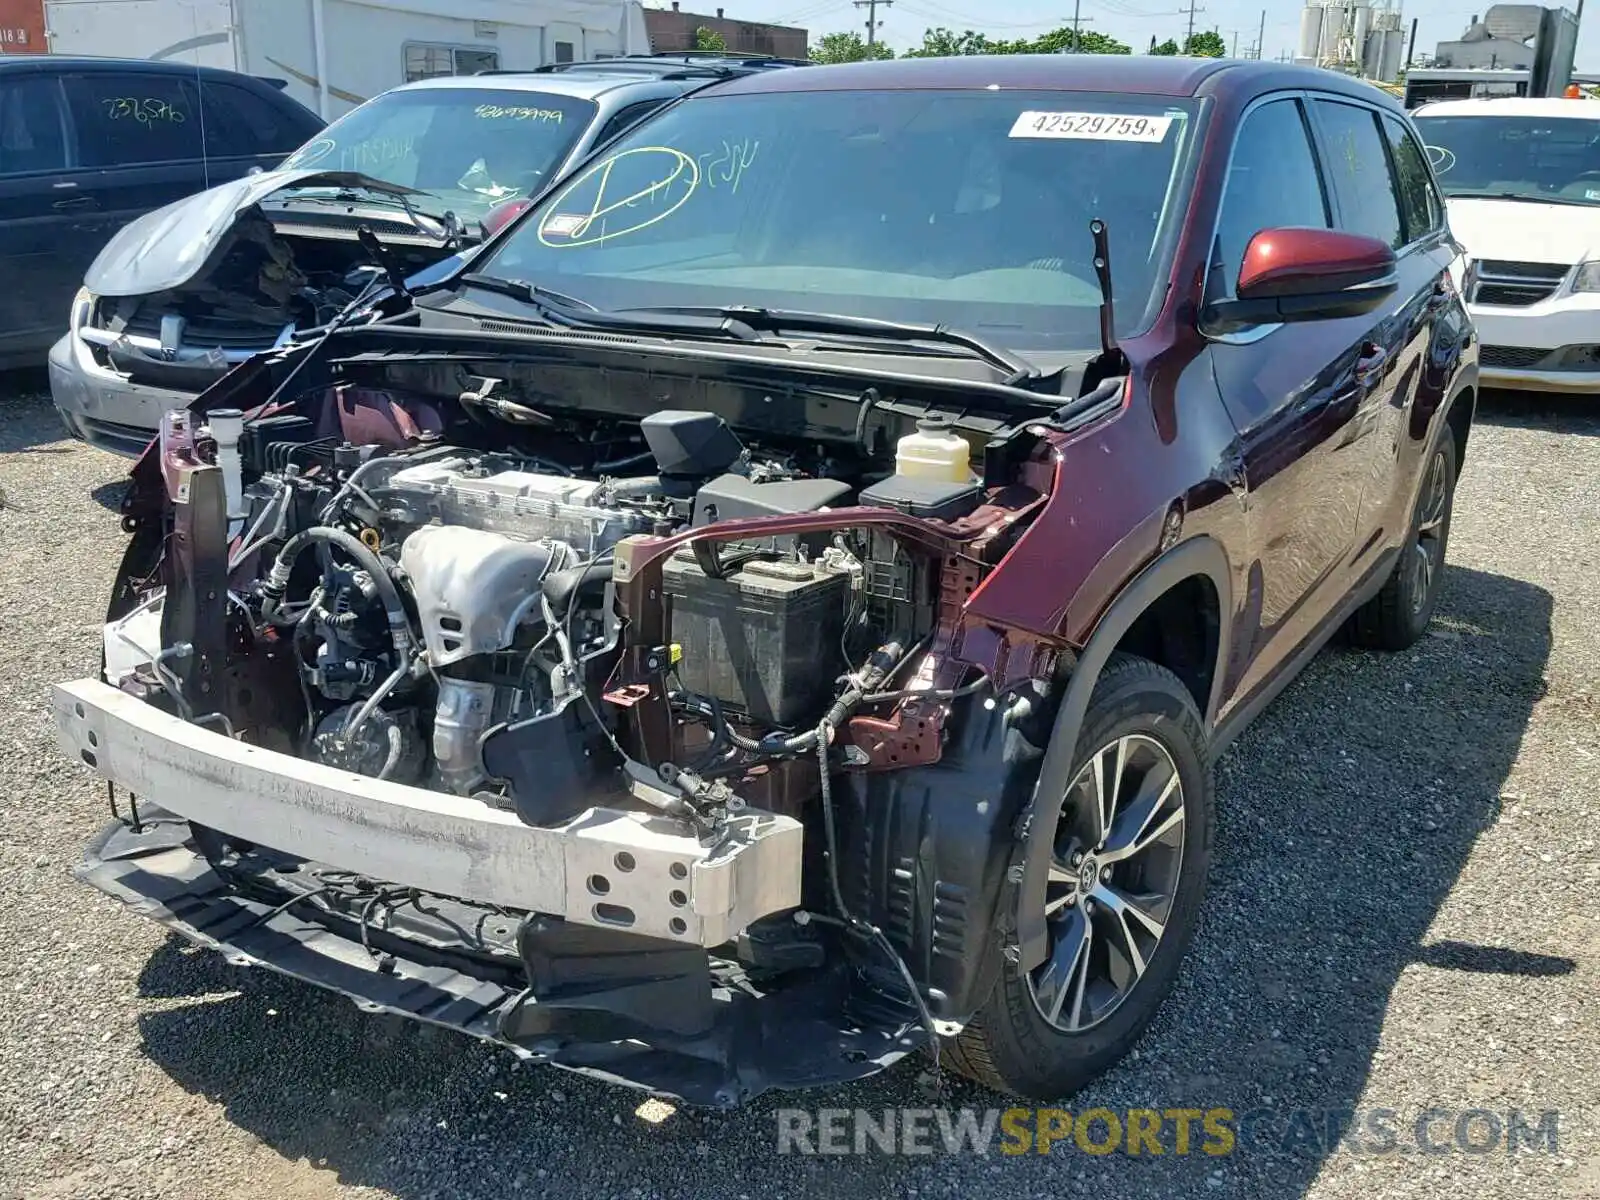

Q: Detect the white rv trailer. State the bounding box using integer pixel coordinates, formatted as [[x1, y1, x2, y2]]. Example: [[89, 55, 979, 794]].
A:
[[39, 0, 651, 118]]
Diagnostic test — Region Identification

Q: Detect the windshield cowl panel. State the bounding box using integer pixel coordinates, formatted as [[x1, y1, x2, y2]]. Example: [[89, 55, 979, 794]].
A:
[[420, 286, 1093, 395], [477, 90, 1200, 354]]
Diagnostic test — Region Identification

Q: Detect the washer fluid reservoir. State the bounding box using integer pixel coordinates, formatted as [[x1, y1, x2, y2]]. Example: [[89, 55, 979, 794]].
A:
[[895, 418, 972, 483]]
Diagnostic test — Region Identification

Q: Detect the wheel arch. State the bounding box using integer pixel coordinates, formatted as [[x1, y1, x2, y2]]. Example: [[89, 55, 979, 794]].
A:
[[1013, 535, 1232, 973], [1444, 383, 1475, 471]]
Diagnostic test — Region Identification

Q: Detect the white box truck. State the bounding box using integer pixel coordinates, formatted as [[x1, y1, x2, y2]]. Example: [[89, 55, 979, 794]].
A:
[[39, 0, 651, 118]]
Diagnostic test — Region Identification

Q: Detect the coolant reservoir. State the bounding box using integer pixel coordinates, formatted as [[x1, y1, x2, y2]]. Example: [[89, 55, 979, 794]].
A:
[[895, 418, 972, 483]]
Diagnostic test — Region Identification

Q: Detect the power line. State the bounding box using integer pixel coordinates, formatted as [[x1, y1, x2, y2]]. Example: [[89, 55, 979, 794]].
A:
[[771, 1, 850, 25], [896, 2, 1066, 29]]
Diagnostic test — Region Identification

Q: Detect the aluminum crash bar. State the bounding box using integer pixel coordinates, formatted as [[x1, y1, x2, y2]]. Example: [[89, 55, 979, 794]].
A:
[[53, 679, 802, 947]]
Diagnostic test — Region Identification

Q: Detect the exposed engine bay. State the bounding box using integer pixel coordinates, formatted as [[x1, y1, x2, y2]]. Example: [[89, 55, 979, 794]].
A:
[[84, 204, 452, 389], [107, 401, 1002, 813], [62, 322, 1120, 1104]]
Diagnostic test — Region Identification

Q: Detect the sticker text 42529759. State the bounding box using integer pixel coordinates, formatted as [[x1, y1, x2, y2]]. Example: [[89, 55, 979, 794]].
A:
[[1009, 111, 1173, 142]]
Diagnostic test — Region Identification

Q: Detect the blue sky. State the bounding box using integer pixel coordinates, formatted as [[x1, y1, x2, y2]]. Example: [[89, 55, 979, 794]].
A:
[[681, 0, 1600, 70]]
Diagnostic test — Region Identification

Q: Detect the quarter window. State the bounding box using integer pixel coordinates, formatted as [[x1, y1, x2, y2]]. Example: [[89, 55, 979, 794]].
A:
[[1382, 114, 1443, 243], [1213, 98, 1329, 297], [1313, 99, 1404, 249], [64, 73, 202, 167]]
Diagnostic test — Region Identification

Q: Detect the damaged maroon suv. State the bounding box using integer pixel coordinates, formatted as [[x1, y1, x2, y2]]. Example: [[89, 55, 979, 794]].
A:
[[56, 55, 1475, 1105]]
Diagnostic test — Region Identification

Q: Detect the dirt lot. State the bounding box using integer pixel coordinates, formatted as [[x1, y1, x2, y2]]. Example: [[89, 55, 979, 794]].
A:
[[0, 379, 1595, 1200]]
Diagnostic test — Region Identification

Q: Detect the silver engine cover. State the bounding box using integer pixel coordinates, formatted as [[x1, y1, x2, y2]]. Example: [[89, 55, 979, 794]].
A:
[[399, 525, 558, 667], [384, 461, 654, 555]]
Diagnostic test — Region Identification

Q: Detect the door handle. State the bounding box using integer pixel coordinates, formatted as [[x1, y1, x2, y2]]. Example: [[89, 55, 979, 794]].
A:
[[52, 195, 96, 212], [1355, 342, 1389, 386]]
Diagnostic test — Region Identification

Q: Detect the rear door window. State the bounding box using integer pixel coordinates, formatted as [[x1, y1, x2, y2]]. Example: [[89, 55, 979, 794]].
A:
[[1212, 97, 1330, 297], [1313, 99, 1404, 248], [0, 75, 69, 175], [63, 72, 202, 167], [1381, 114, 1444, 244]]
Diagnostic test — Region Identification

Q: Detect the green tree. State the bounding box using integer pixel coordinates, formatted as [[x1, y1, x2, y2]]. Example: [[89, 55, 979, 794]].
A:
[[694, 25, 727, 52], [1149, 37, 1179, 55], [1020, 27, 1131, 54], [908, 24, 1130, 56], [904, 27, 993, 57], [809, 31, 894, 63], [1183, 30, 1226, 57]]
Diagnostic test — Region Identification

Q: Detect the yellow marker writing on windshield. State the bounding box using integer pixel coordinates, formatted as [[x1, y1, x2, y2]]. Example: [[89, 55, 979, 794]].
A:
[[537, 146, 700, 248]]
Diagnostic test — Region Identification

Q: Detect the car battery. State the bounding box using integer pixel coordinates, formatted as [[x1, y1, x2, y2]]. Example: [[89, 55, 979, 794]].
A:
[[663, 551, 850, 727]]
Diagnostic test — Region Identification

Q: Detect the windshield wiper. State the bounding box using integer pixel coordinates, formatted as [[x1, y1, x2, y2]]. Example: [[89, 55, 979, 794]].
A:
[[459, 273, 760, 341], [617, 305, 1039, 387], [1445, 189, 1599, 207], [461, 273, 597, 312], [277, 186, 463, 244]]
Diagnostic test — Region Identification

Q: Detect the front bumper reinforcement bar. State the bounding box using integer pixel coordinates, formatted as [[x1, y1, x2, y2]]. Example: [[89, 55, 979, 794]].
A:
[[53, 679, 803, 947]]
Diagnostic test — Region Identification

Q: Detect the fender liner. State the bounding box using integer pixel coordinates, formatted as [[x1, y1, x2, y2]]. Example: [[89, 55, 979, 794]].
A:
[[1014, 535, 1233, 972]]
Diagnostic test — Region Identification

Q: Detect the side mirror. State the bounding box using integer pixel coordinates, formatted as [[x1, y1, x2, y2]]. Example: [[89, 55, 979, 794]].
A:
[[1205, 227, 1398, 330]]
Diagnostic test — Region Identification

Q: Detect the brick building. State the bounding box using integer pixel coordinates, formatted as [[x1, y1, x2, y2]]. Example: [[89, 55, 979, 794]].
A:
[[644, 3, 808, 59]]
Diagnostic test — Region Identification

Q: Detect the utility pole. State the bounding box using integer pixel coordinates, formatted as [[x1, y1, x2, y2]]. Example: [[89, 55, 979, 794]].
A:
[[1184, 0, 1204, 50], [854, 0, 890, 46], [1230, 30, 1238, 57], [1257, 9, 1266, 60], [1068, 0, 1096, 51]]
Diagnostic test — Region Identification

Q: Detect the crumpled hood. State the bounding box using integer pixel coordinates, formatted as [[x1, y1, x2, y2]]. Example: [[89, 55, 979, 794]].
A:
[[1445, 196, 1600, 267], [86, 171, 429, 298]]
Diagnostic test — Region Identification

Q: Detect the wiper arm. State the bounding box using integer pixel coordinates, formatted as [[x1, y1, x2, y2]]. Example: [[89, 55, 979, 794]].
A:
[[620, 305, 1039, 386], [462, 273, 597, 312], [278, 186, 461, 245], [459, 273, 759, 340]]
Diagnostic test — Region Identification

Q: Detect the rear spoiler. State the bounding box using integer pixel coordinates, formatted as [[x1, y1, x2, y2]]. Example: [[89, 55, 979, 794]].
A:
[[254, 76, 290, 91]]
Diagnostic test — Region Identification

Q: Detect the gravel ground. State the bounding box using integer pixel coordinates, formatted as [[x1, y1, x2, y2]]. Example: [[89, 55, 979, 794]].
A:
[[0, 379, 1595, 1200]]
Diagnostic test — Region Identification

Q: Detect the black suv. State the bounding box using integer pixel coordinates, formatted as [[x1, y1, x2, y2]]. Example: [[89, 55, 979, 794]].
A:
[[0, 57, 321, 369]]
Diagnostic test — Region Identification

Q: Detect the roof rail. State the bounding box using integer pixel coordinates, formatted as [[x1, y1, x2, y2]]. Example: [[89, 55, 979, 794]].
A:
[[477, 55, 810, 80], [477, 62, 738, 80], [621, 52, 814, 68]]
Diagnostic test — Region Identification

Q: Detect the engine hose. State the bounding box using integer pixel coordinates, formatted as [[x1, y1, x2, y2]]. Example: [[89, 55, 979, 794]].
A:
[[343, 656, 412, 741], [260, 526, 412, 657]]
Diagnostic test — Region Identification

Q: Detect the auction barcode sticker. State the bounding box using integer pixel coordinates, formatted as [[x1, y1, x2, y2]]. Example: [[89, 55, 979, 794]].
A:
[[1009, 111, 1174, 142]]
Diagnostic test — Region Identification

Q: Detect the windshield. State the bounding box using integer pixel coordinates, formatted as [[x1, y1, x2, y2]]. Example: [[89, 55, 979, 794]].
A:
[[1414, 114, 1600, 204], [279, 87, 597, 221], [478, 90, 1200, 351]]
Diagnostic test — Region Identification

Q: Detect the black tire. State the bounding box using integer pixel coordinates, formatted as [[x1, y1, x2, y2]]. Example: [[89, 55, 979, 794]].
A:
[[1347, 433, 1457, 651], [945, 653, 1214, 1100]]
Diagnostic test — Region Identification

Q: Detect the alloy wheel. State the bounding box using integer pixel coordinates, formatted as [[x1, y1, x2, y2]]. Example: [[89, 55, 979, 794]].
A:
[[1411, 447, 1450, 614], [1027, 733, 1186, 1033]]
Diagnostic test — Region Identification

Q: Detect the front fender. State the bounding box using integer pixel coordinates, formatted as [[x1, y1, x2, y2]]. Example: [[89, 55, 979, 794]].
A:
[[1013, 535, 1232, 973]]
